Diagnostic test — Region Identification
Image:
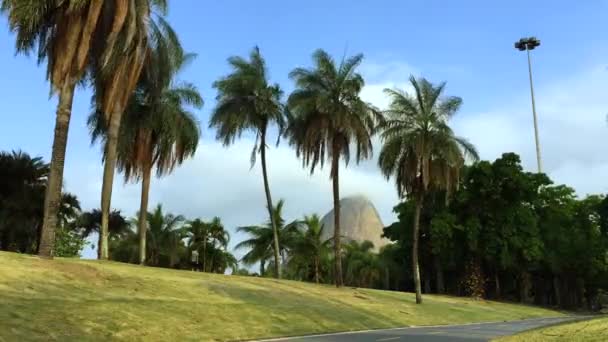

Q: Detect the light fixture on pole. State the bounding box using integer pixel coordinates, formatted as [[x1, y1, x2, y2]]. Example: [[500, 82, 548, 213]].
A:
[[515, 36, 542, 173]]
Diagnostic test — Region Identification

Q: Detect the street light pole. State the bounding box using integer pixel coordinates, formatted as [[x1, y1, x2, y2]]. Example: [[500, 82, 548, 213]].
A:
[[515, 37, 542, 173]]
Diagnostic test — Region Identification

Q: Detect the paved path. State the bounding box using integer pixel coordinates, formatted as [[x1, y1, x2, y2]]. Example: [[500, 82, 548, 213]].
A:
[[261, 316, 587, 342]]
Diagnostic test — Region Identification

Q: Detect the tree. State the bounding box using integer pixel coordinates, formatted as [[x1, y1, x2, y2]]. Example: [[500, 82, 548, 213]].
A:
[[74, 209, 130, 259], [137, 204, 185, 267], [1, 0, 158, 258], [235, 199, 298, 276], [342, 240, 381, 288], [89, 48, 201, 265], [286, 49, 379, 287], [184, 217, 231, 273], [378, 76, 478, 303], [91, 0, 179, 261], [0, 151, 80, 254], [288, 214, 331, 283], [210, 47, 285, 278]]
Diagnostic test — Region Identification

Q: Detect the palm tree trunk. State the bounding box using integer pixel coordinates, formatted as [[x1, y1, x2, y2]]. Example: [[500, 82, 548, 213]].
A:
[[260, 258, 266, 276], [331, 149, 343, 288], [100, 111, 123, 260], [138, 159, 152, 265], [38, 81, 76, 259], [260, 130, 281, 279], [412, 195, 423, 304]]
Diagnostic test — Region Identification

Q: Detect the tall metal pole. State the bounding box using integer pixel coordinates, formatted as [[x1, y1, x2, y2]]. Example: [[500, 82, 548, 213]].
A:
[[526, 48, 542, 173]]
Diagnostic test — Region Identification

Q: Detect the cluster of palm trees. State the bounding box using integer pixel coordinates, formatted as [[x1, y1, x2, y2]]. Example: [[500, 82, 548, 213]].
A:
[[3, 1, 476, 305], [212, 48, 477, 304]]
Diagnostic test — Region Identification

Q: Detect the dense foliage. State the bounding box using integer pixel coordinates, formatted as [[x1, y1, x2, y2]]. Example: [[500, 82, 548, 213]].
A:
[[383, 153, 608, 309], [0, 151, 83, 255]]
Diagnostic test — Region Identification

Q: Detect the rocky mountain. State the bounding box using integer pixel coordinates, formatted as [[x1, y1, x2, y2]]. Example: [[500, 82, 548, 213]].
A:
[[320, 195, 390, 252]]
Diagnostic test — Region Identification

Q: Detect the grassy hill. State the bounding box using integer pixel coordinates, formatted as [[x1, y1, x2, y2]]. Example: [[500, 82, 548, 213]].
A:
[[496, 316, 608, 341], [1, 252, 563, 341]]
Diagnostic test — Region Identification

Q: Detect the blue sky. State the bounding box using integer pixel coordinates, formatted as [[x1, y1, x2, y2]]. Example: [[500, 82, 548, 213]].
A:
[[1, 1, 608, 258]]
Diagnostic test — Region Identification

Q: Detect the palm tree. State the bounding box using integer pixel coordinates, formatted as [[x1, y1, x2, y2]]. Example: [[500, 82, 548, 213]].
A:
[[286, 49, 380, 287], [235, 199, 298, 276], [210, 47, 285, 278], [92, 0, 179, 261], [342, 240, 380, 288], [184, 217, 229, 272], [206, 217, 230, 272], [184, 218, 208, 270], [1, 1, 151, 258], [89, 50, 201, 265], [378, 76, 478, 304], [140, 204, 185, 267], [289, 214, 331, 283], [74, 209, 130, 259]]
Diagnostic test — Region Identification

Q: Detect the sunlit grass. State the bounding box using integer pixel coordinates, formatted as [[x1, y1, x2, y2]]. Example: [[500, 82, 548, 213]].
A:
[[495, 316, 608, 341], [0, 251, 563, 341]]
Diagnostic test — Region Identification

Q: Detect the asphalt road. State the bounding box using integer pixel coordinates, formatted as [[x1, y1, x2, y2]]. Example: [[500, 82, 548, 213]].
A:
[[262, 317, 586, 342]]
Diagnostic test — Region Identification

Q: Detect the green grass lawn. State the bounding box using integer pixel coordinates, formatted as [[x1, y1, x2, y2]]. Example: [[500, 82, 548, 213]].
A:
[[1, 251, 563, 341], [496, 316, 608, 341]]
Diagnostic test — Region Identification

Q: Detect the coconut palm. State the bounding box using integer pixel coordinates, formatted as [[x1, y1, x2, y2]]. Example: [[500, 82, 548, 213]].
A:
[[89, 49, 201, 265], [91, 0, 179, 261], [140, 204, 185, 267], [288, 214, 331, 283], [286, 49, 380, 287], [210, 47, 285, 278], [377, 76, 478, 304], [235, 200, 298, 276], [1, 0, 154, 258]]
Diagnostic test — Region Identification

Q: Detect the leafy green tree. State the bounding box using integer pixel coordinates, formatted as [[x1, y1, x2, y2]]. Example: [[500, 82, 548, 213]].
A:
[[378, 76, 478, 303], [90, 49, 201, 265], [1, 0, 158, 258], [286, 49, 379, 287], [54, 227, 88, 257], [210, 47, 285, 278]]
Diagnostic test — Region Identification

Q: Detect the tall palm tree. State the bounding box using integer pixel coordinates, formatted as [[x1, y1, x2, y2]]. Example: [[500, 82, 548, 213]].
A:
[[89, 49, 201, 265], [378, 76, 478, 304], [289, 214, 331, 283], [210, 47, 285, 278], [1, 0, 151, 258], [286, 49, 380, 287], [93, 0, 178, 261], [235, 199, 298, 276]]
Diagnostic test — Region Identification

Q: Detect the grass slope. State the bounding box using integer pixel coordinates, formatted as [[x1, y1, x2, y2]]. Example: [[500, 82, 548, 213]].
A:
[[1, 252, 563, 341], [496, 316, 608, 341]]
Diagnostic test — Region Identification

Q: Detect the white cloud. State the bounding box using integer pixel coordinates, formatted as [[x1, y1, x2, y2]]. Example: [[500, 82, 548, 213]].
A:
[[452, 63, 608, 195]]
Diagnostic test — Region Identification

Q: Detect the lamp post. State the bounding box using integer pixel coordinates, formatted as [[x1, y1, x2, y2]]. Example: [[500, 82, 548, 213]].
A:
[[515, 37, 542, 173]]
